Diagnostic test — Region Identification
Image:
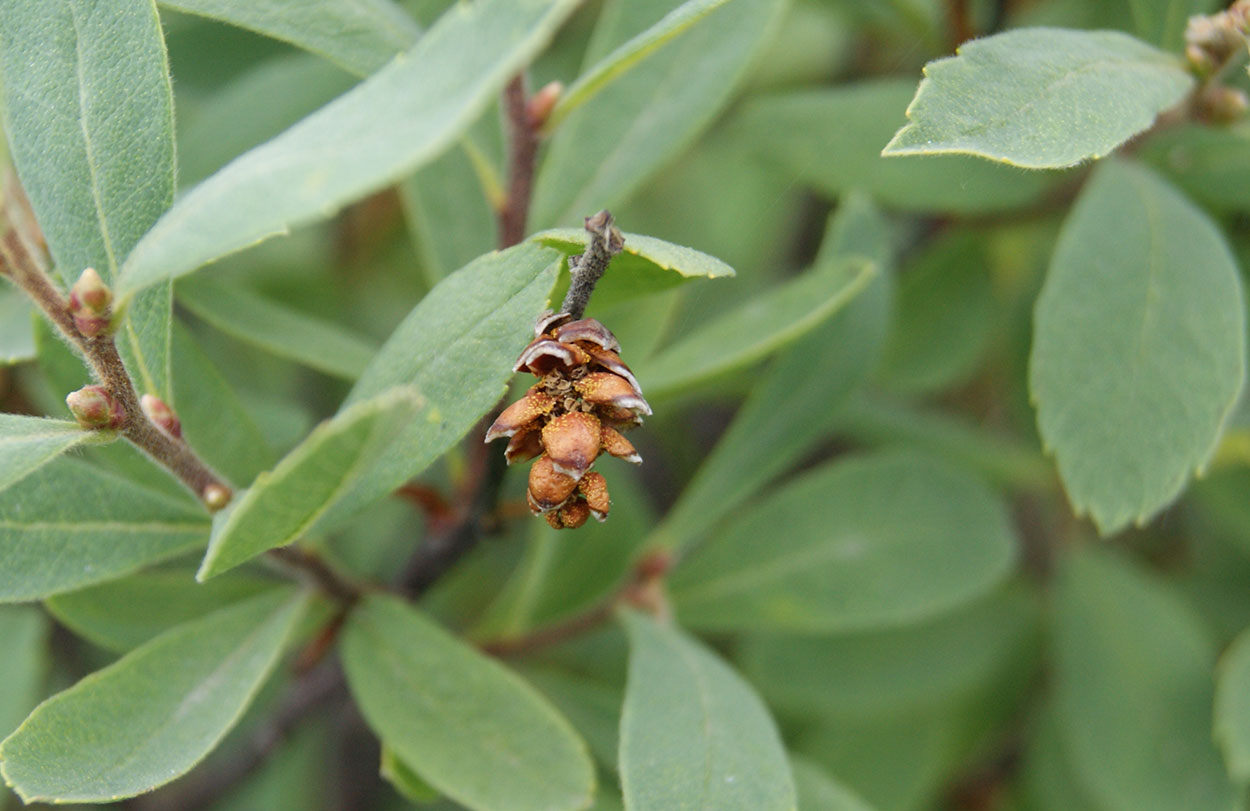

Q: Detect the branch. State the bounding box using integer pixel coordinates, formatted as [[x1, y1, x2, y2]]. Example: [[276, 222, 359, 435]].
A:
[[558, 210, 624, 320], [0, 229, 232, 510], [498, 74, 540, 249]]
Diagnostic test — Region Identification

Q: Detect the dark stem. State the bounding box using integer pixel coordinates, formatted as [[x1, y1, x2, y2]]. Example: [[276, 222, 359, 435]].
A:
[[267, 546, 362, 605], [0, 229, 231, 507], [558, 210, 624, 320], [498, 74, 539, 249]]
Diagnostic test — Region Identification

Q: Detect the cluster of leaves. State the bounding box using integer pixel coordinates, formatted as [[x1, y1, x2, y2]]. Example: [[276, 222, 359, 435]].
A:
[[1, 0, 1249, 810]]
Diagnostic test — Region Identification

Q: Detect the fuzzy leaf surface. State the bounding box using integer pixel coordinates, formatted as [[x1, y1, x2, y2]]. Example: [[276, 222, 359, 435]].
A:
[[883, 28, 1193, 168], [0, 589, 307, 803], [618, 610, 795, 810], [1030, 160, 1245, 534], [0, 414, 102, 495], [341, 594, 596, 811]]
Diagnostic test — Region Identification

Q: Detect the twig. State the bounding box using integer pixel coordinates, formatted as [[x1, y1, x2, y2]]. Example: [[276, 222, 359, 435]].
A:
[[0, 229, 232, 508], [559, 210, 624, 320], [498, 75, 540, 249], [267, 546, 363, 606], [141, 662, 347, 811]]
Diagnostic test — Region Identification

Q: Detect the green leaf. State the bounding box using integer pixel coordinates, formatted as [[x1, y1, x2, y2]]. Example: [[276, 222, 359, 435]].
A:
[[1030, 160, 1245, 534], [0, 0, 178, 397], [533, 228, 735, 309], [1142, 123, 1250, 212], [380, 745, 440, 804], [158, 0, 418, 77], [669, 451, 1017, 633], [522, 667, 623, 774], [532, 0, 785, 226], [0, 607, 48, 737], [198, 387, 423, 579], [119, 0, 581, 297], [649, 194, 894, 550], [618, 610, 795, 811], [545, 0, 734, 133], [739, 585, 1037, 720], [1215, 625, 1250, 785], [0, 288, 35, 366], [1129, 0, 1217, 51], [1054, 546, 1239, 811], [1019, 707, 1104, 811], [0, 414, 102, 495], [639, 257, 875, 400], [0, 589, 307, 803], [882, 28, 1194, 168], [0, 460, 209, 603], [340, 594, 596, 811], [314, 243, 561, 532], [730, 79, 1055, 214], [789, 755, 875, 811], [45, 569, 276, 652], [170, 322, 276, 486], [178, 276, 379, 380]]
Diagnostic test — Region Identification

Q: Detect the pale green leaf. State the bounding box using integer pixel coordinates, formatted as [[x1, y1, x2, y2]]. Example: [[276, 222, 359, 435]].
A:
[[533, 228, 735, 309], [522, 667, 623, 774], [731, 79, 1055, 214], [158, 0, 418, 77], [170, 322, 276, 486], [0, 288, 34, 366], [545, 0, 734, 133], [0, 589, 307, 803], [0, 414, 102, 495], [883, 28, 1194, 168], [314, 242, 561, 532], [178, 276, 378, 380], [1129, 0, 1218, 50], [1030, 160, 1245, 534], [45, 569, 276, 652], [119, 0, 581, 296], [789, 755, 875, 811], [0, 607, 47, 737], [341, 594, 596, 811], [739, 585, 1038, 719], [1215, 625, 1250, 784], [649, 193, 894, 551], [0, 460, 209, 603], [0, 0, 177, 397], [1143, 123, 1250, 212], [1054, 547, 1239, 810], [638, 256, 875, 399], [199, 387, 424, 580], [380, 745, 440, 804], [618, 610, 795, 811], [532, 0, 785, 226], [669, 451, 1017, 633]]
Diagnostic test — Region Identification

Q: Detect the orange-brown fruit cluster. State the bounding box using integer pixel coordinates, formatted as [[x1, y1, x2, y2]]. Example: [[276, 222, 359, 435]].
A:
[[486, 312, 649, 529]]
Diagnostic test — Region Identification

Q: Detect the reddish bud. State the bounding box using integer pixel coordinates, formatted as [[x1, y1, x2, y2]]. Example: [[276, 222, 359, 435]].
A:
[[526, 81, 563, 130], [140, 393, 182, 439], [68, 268, 114, 338], [66, 385, 124, 430], [203, 483, 232, 511]]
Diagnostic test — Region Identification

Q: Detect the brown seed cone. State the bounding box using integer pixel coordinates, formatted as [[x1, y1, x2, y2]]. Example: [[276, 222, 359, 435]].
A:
[[527, 454, 579, 512], [600, 425, 641, 464], [546, 499, 590, 529], [574, 372, 650, 416], [504, 427, 544, 465], [553, 318, 620, 352], [582, 345, 644, 397], [485, 389, 554, 442], [541, 411, 601, 478], [578, 472, 610, 521], [514, 338, 591, 377]]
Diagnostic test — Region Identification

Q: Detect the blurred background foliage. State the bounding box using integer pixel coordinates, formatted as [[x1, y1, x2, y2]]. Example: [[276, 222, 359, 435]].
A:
[[3, 0, 1250, 808]]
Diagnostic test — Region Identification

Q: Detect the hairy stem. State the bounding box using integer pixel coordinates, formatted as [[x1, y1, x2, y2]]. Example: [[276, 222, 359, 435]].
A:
[[0, 229, 231, 508], [558, 209, 624, 320]]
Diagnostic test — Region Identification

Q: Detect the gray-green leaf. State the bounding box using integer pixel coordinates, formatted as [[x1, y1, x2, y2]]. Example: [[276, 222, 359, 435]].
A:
[[1030, 160, 1245, 534], [0, 588, 308, 803], [669, 451, 1017, 633], [532, 0, 785, 226], [0, 460, 208, 603], [533, 228, 734, 309], [1215, 625, 1250, 785], [0, 288, 35, 366], [178, 276, 378, 380], [119, 0, 581, 297], [158, 0, 418, 77], [0, 0, 178, 396], [618, 609, 796, 811], [882, 28, 1194, 168], [340, 594, 596, 811], [199, 387, 423, 579], [790, 755, 875, 811], [1054, 546, 1239, 810], [0, 414, 102, 495]]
